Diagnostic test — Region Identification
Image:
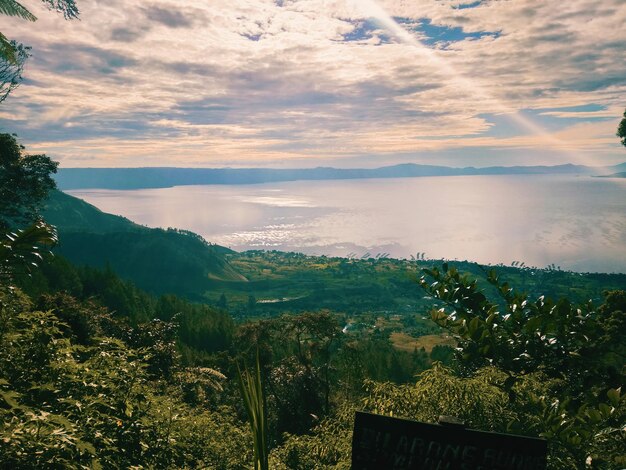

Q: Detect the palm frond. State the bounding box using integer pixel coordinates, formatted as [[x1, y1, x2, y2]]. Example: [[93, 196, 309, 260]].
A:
[[0, 0, 37, 21]]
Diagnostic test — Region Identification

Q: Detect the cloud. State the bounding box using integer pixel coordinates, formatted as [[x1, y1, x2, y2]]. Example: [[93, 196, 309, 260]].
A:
[[143, 5, 195, 28], [0, 0, 624, 168], [109, 27, 146, 43]]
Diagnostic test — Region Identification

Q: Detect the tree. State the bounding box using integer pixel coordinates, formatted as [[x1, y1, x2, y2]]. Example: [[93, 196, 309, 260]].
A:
[[420, 264, 624, 393], [618, 108, 626, 148], [0, 133, 58, 230], [0, 134, 58, 282], [0, 0, 36, 66], [419, 264, 625, 468], [218, 292, 228, 309], [0, 0, 79, 102], [247, 294, 256, 313], [0, 0, 79, 60], [0, 41, 28, 102]]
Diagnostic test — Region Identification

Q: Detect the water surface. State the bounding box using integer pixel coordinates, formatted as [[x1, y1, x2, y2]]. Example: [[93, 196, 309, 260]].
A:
[[68, 174, 626, 273]]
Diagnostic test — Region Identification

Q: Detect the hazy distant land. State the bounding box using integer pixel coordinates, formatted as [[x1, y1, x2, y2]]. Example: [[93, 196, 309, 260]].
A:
[[55, 162, 626, 190]]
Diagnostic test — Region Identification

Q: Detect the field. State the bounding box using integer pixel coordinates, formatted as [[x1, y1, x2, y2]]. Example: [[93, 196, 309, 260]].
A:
[[197, 250, 626, 353]]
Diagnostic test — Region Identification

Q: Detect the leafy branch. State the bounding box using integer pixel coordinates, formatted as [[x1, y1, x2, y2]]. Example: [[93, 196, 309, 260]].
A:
[[237, 350, 269, 470], [0, 219, 57, 282]]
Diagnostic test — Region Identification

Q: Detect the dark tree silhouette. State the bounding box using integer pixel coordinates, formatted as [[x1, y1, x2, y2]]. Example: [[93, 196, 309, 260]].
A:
[[0, 133, 58, 230], [0, 41, 28, 103], [618, 108, 626, 148]]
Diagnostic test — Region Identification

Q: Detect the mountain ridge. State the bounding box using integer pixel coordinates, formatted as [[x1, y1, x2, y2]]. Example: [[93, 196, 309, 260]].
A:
[[55, 162, 626, 190]]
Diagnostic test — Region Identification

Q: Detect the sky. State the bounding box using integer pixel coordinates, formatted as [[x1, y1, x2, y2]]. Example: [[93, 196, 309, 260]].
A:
[[0, 0, 625, 169]]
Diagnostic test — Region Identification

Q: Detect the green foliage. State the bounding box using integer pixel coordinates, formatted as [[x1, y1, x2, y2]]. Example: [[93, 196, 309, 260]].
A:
[[238, 351, 269, 470], [339, 335, 430, 385], [218, 292, 228, 309], [54, 230, 244, 296], [16, 255, 237, 358], [175, 366, 226, 406], [420, 265, 622, 385], [166, 405, 252, 469], [40, 0, 79, 20], [430, 344, 454, 365], [0, 286, 252, 468], [42, 190, 246, 296], [0, 1, 34, 88], [236, 311, 342, 437], [0, 39, 29, 101], [419, 263, 626, 468], [270, 405, 354, 470], [0, 289, 157, 466], [618, 108, 626, 147], [0, 134, 58, 229], [78, 264, 154, 324], [176, 299, 234, 354], [35, 291, 105, 344], [217, 250, 626, 320], [0, 0, 37, 21], [0, 0, 78, 101], [362, 364, 513, 431], [0, 219, 57, 283]]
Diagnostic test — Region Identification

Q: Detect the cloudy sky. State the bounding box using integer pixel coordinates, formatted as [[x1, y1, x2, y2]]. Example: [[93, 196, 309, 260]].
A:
[[0, 0, 625, 168]]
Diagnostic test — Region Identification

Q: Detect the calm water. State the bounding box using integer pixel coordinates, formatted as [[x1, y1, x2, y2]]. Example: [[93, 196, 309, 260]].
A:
[[67, 175, 626, 273]]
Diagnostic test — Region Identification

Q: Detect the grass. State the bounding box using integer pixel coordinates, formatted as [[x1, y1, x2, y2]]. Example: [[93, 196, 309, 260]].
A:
[[237, 351, 269, 470], [390, 332, 456, 353]]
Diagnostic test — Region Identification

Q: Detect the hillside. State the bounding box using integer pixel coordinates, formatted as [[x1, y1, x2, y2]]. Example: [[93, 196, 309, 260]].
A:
[[44, 189, 143, 233], [41, 191, 626, 315], [42, 190, 246, 297]]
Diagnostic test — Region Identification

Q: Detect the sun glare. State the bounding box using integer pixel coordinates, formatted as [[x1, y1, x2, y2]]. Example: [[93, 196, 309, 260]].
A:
[[357, 0, 596, 167]]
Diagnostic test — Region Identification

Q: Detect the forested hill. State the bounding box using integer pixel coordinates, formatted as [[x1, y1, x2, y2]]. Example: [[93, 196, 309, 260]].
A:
[[43, 189, 142, 233], [42, 190, 246, 297]]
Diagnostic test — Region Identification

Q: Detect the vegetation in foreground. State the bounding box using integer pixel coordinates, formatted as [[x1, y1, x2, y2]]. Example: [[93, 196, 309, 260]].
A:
[[1, 260, 624, 468]]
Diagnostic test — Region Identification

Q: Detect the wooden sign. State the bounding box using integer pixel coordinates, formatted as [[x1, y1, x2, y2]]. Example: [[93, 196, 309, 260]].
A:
[[352, 412, 547, 470]]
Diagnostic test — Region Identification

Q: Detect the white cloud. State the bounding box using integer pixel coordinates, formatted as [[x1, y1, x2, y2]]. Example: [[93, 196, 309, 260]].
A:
[[0, 0, 624, 167]]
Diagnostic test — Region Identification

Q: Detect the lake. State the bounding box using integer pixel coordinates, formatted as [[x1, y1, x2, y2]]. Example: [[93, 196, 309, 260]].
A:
[[67, 174, 626, 273]]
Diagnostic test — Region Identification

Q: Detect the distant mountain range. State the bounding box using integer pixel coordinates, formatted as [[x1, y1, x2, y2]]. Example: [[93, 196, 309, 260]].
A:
[[55, 162, 626, 190]]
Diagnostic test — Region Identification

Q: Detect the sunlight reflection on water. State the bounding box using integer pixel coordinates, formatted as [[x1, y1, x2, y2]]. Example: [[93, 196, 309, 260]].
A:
[[68, 175, 626, 273]]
